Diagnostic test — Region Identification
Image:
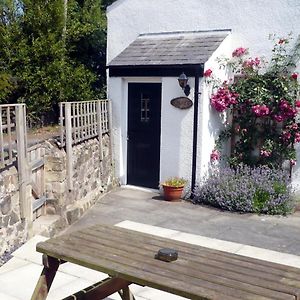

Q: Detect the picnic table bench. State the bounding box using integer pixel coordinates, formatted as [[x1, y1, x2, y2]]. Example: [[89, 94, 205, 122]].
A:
[[31, 224, 300, 300]]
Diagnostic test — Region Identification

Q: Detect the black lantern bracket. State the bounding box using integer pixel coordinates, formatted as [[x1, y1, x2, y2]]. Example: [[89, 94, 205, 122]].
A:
[[178, 72, 191, 96]]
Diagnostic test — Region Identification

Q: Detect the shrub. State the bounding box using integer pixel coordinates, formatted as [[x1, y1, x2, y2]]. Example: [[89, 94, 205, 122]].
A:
[[207, 35, 300, 169], [161, 177, 187, 187], [193, 164, 294, 215]]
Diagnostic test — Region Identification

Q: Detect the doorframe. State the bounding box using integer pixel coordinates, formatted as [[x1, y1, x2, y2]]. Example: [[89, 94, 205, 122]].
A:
[[121, 77, 162, 186]]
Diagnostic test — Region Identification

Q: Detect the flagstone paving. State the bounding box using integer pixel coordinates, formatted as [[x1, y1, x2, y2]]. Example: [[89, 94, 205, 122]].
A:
[[1, 186, 300, 299]]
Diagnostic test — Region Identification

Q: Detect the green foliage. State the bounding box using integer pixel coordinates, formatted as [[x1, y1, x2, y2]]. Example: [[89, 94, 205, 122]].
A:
[[209, 36, 300, 168], [0, 0, 107, 125], [162, 177, 187, 187], [194, 164, 294, 215], [253, 188, 270, 212]]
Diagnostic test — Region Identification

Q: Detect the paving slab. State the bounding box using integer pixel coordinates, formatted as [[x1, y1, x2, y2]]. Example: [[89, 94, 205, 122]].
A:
[[0, 257, 31, 275], [12, 235, 48, 265], [0, 292, 19, 300], [69, 187, 300, 256], [1, 186, 300, 300]]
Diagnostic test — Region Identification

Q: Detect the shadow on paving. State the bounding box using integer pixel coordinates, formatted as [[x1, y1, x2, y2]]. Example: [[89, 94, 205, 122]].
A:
[[64, 187, 300, 256]]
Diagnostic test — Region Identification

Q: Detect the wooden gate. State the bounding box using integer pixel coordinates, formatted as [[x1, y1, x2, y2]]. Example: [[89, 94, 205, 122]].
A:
[[0, 103, 46, 222], [28, 143, 46, 220]]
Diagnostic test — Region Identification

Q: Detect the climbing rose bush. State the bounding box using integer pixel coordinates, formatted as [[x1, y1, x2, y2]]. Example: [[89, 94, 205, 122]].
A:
[[208, 36, 300, 168]]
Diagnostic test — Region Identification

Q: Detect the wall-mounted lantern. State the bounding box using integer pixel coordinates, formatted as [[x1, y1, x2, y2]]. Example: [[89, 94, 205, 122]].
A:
[[178, 72, 191, 96]]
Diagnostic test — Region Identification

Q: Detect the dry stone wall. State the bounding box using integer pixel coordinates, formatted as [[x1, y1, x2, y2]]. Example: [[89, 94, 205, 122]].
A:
[[0, 133, 113, 258], [45, 134, 113, 225], [0, 166, 30, 256]]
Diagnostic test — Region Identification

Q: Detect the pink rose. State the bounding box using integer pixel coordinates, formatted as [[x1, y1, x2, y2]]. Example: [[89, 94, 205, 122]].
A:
[[252, 104, 270, 117], [295, 100, 300, 108], [243, 57, 260, 69], [290, 159, 297, 166], [273, 114, 284, 122], [260, 150, 271, 158], [279, 99, 297, 118], [210, 86, 238, 112], [232, 47, 247, 57], [282, 131, 292, 142], [295, 132, 300, 143], [278, 39, 287, 44], [291, 73, 298, 80], [210, 149, 220, 161], [204, 69, 213, 77]]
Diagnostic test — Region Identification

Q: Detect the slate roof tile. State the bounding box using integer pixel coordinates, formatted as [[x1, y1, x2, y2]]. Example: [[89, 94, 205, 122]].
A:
[[108, 30, 230, 67]]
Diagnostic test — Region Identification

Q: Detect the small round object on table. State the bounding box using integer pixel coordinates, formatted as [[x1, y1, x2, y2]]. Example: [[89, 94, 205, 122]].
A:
[[155, 248, 178, 262]]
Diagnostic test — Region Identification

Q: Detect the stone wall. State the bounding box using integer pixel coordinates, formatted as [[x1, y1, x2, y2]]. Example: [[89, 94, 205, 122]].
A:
[[0, 133, 113, 257], [45, 134, 113, 225], [0, 166, 30, 256]]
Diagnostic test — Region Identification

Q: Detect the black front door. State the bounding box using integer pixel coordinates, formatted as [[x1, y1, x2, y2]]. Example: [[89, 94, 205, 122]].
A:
[[127, 83, 161, 188]]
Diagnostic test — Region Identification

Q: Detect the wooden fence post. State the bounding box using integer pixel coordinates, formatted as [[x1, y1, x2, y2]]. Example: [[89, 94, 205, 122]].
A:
[[0, 107, 4, 167], [107, 99, 114, 163], [96, 101, 104, 160], [16, 104, 31, 222], [65, 102, 73, 190], [59, 103, 64, 147]]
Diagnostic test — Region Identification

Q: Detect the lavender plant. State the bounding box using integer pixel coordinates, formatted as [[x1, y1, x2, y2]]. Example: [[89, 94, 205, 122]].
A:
[[193, 164, 293, 215]]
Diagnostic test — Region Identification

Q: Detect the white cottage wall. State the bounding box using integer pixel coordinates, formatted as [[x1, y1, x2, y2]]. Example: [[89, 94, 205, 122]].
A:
[[107, 0, 300, 64], [108, 77, 125, 183], [197, 35, 233, 180], [107, 0, 300, 190], [160, 77, 195, 184], [109, 75, 196, 186]]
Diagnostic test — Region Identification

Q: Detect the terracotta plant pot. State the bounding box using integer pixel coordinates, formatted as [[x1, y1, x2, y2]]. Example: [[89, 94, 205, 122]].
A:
[[162, 185, 184, 202]]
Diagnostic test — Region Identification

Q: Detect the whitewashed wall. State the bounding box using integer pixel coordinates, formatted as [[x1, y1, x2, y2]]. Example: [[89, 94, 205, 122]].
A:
[[107, 0, 300, 189], [108, 76, 196, 186], [197, 35, 233, 181], [160, 78, 195, 184], [107, 0, 300, 64]]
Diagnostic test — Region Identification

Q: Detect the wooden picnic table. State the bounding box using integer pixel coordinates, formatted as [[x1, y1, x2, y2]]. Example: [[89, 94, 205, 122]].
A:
[[31, 224, 300, 300]]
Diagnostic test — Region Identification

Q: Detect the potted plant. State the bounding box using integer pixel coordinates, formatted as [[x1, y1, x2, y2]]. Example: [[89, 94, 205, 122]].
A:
[[161, 177, 187, 202]]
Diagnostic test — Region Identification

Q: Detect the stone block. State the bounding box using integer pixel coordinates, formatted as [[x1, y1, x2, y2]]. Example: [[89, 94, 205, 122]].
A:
[[10, 193, 20, 208], [45, 160, 65, 172], [9, 211, 20, 225], [3, 174, 17, 193], [52, 182, 66, 194], [6, 227, 13, 235], [45, 156, 64, 164], [16, 222, 25, 232], [66, 207, 80, 225], [45, 170, 66, 182], [0, 215, 10, 228], [45, 183, 53, 192], [46, 205, 56, 215], [0, 196, 11, 215]]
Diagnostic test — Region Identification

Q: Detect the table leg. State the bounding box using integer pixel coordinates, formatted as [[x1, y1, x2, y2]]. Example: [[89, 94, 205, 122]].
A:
[[31, 254, 60, 300], [119, 286, 136, 300]]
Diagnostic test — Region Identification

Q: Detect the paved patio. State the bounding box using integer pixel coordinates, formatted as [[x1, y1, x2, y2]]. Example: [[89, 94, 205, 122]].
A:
[[1, 186, 300, 299]]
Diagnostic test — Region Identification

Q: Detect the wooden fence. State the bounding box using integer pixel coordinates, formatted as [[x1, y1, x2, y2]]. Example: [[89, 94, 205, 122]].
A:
[[28, 143, 46, 220], [59, 100, 112, 190], [0, 104, 27, 169], [0, 104, 30, 219]]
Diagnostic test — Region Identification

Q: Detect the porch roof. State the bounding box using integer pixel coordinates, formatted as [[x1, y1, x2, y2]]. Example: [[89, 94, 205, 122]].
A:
[[107, 30, 230, 67]]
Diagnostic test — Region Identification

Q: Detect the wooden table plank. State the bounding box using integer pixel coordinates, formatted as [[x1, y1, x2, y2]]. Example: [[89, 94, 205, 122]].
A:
[[42, 233, 298, 300], [38, 240, 272, 300], [87, 226, 300, 283], [73, 229, 300, 292], [90, 225, 300, 277], [36, 224, 300, 300]]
